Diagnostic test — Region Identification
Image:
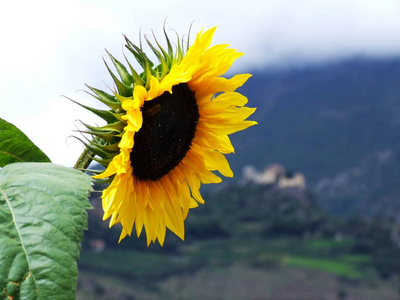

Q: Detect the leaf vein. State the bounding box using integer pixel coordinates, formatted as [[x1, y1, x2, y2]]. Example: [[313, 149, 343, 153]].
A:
[[0, 151, 24, 162], [0, 189, 44, 300]]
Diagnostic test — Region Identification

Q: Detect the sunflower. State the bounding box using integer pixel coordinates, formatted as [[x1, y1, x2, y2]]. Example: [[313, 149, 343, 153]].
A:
[[78, 26, 256, 245]]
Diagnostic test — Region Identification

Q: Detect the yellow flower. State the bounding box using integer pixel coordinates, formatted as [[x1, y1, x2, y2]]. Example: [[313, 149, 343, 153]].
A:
[[80, 27, 256, 245]]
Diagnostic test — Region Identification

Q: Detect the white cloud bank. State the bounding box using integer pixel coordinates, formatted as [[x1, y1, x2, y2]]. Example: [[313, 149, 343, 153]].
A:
[[1, 0, 400, 166]]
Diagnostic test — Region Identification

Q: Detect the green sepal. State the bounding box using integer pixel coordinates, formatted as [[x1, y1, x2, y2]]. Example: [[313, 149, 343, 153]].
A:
[[90, 141, 120, 156], [86, 144, 112, 159], [75, 137, 113, 160], [124, 36, 155, 70], [80, 130, 121, 144], [110, 111, 126, 122], [144, 63, 156, 90], [100, 142, 120, 153], [163, 26, 175, 58], [145, 35, 169, 71], [85, 85, 122, 111], [84, 121, 125, 134], [151, 30, 174, 68], [154, 60, 169, 81], [69, 98, 118, 124], [123, 53, 145, 86], [104, 60, 133, 97], [90, 136, 120, 157], [106, 50, 134, 86], [174, 31, 184, 62]]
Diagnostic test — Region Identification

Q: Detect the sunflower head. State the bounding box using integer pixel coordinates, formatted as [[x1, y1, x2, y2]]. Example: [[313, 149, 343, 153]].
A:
[[77, 26, 257, 246]]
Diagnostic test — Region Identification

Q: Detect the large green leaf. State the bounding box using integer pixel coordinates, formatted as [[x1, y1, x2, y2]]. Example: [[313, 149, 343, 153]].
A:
[[0, 118, 51, 167], [0, 163, 93, 300]]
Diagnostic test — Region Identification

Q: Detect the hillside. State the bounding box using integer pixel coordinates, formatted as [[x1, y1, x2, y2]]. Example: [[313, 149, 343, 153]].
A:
[[78, 183, 400, 299], [228, 57, 400, 216]]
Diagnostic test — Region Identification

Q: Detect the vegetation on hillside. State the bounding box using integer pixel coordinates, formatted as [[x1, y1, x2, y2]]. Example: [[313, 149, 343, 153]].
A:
[[230, 58, 400, 216], [78, 182, 400, 299]]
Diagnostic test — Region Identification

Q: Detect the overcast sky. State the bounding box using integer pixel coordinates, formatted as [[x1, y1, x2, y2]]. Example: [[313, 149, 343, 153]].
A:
[[2, 0, 400, 167]]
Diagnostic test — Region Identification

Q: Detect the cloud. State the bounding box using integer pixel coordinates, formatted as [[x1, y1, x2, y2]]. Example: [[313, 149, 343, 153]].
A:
[[2, 0, 400, 166], [247, 0, 400, 67], [94, 0, 400, 69]]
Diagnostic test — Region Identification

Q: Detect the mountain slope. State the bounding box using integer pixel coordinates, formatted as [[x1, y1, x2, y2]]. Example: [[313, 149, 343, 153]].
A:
[[229, 57, 400, 216]]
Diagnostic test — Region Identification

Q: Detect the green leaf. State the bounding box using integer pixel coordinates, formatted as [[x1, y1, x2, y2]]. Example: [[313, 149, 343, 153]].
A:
[[0, 118, 51, 167], [0, 163, 93, 300]]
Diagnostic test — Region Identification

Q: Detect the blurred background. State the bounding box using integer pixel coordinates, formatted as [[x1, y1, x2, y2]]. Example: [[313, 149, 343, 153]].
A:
[[2, 0, 400, 299]]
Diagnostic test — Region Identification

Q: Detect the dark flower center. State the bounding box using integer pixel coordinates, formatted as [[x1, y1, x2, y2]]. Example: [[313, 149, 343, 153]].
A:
[[130, 83, 199, 181]]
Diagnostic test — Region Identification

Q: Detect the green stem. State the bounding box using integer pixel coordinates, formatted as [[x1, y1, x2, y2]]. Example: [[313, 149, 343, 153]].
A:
[[74, 147, 94, 170]]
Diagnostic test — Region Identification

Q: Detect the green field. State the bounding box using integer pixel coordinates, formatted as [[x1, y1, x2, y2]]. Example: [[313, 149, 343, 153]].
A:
[[79, 182, 400, 299], [77, 236, 399, 299]]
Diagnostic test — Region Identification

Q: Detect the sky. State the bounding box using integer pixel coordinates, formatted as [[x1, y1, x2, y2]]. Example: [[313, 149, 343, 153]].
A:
[[1, 0, 400, 167]]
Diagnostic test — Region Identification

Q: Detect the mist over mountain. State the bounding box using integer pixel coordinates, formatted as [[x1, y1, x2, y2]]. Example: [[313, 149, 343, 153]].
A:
[[229, 57, 400, 217]]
